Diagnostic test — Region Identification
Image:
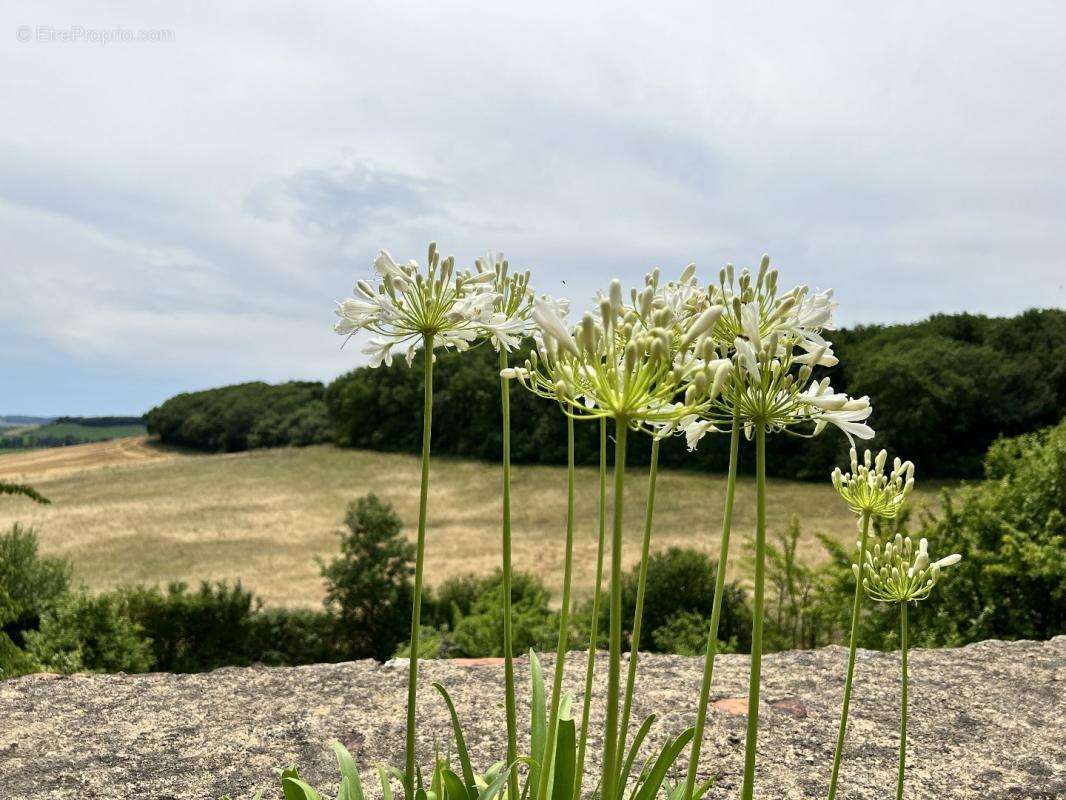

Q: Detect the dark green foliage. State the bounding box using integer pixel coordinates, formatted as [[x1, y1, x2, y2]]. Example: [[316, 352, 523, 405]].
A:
[[53, 416, 145, 427], [783, 422, 1066, 649], [245, 607, 339, 666], [423, 570, 557, 658], [650, 610, 737, 656], [0, 524, 71, 648], [118, 581, 260, 672], [321, 494, 416, 661], [24, 591, 154, 674], [324, 309, 1066, 479], [591, 547, 751, 653], [898, 418, 1066, 644], [145, 381, 331, 452]]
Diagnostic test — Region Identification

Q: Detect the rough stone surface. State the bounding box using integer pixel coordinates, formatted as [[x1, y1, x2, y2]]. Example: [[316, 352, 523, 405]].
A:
[[1, 638, 1063, 799]]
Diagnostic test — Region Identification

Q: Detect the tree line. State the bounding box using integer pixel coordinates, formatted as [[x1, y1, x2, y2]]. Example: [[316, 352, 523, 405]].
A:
[[146, 308, 1066, 479]]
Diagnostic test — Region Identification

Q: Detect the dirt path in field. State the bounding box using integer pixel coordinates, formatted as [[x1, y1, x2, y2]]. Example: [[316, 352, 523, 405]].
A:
[[0, 436, 188, 480]]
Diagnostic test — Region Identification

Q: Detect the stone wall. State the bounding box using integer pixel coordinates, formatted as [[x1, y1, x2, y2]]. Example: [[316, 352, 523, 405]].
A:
[[1, 637, 1062, 799]]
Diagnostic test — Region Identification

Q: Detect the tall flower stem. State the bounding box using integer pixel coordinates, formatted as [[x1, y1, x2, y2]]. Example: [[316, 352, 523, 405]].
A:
[[826, 510, 872, 800], [897, 601, 909, 800], [575, 418, 609, 800], [405, 333, 434, 799], [499, 349, 518, 800], [615, 437, 660, 774], [683, 415, 741, 800], [740, 424, 767, 800], [537, 414, 577, 800], [600, 419, 629, 800]]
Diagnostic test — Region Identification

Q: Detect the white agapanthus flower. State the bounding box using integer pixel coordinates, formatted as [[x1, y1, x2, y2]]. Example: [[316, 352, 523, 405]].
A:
[[832, 447, 915, 519], [334, 243, 527, 367], [860, 533, 962, 603], [507, 269, 728, 434], [675, 256, 874, 450]]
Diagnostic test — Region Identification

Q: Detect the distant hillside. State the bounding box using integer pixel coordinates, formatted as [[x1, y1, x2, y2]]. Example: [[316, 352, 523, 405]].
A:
[[0, 415, 54, 427], [0, 417, 147, 451]]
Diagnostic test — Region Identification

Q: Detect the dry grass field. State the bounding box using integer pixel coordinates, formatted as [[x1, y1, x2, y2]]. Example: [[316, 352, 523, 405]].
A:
[[0, 437, 947, 607]]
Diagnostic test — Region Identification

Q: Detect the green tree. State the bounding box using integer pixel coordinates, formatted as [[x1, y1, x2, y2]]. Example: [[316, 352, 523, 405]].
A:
[[320, 494, 415, 661]]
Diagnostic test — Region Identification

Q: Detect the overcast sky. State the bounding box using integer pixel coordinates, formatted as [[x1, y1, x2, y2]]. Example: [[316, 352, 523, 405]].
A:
[[2, 2, 1064, 415]]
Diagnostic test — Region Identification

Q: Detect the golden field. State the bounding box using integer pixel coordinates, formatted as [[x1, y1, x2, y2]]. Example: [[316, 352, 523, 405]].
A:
[[0, 437, 947, 607]]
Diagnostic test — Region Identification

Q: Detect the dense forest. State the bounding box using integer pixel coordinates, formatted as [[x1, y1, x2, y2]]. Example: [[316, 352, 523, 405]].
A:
[[146, 309, 1066, 479]]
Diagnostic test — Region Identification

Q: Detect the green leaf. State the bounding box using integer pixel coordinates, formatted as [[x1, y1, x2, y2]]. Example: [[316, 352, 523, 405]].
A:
[[378, 766, 395, 800], [617, 714, 656, 790], [441, 768, 470, 800], [691, 775, 719, 800], [549, 719, 576, 800], [434, 682, 477, 793], [477, 765, 511, 800], [332, 742, 366, 800], [337, 776, 352, 800], [283, 777, 324, 800], [630, 728, 695, 800]]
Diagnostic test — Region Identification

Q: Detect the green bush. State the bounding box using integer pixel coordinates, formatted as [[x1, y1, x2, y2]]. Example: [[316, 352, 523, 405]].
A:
[[906, 419, 1066, 643], [246, 607, 339, 666], [321, 494, 415, 661], [24, 591, 153, 674], [651, 610, 737, 656], [145, 381, 331, 452], [118, 581, 260, 672], [0, 524, 71, 648], [444, 571, 557, 658], [595, 547, 751, 653]]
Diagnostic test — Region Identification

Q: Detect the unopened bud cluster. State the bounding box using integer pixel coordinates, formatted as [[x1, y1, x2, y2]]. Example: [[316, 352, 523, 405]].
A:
[[858, 533, 962, 603], [832, 448, 915, 519]]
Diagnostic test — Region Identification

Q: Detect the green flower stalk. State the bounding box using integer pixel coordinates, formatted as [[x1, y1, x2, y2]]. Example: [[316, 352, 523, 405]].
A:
[[536, 414, 577, 800], [615, 436, 660, 774], [861, 534, 961, 800], [826, 448, 915, 800], [477, 251, 533, 800], [574, 418, 608, 800], [335, 243, 527, 799], [681, 411, 739, 800]]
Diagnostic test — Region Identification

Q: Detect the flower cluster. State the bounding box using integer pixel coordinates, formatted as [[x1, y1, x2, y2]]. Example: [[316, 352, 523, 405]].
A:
[[334, 243, 531, 367], [832, 448, 915, 519], [859, 533, 962, 603], [667, 257, 873, 448], [505, 268, 731, 435]]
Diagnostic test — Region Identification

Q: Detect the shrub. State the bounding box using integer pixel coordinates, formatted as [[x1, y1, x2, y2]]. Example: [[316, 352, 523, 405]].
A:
[[24, 591, 153, 674], [445, 571, 557, 658], [118, 581, 260, 672], [246, 607, 339, 666], [321, 494, 415, 661], [594, 546, 751, 653], [651, 610, 738, 656], [0, 524, 71, 648], [907, 419, 1066, 643]]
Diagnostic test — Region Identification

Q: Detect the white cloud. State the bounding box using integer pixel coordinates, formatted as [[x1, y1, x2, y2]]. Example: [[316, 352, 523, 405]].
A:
[[0, 0, 1063, 412]]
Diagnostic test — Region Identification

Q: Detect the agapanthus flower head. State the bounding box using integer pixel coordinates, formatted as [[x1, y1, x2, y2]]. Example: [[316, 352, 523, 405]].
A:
[[506, 269, 729, 435], [858, 533, 961, 603], [473, 250, 535, 352], [334, 242, 525, 367], [832, 447, 915, 519], [675, 255, 873, 450]]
